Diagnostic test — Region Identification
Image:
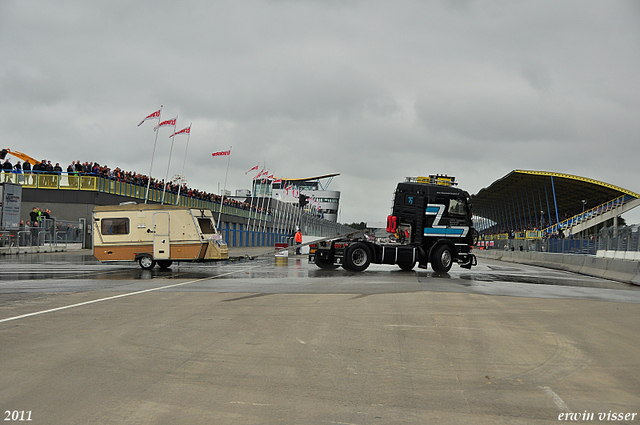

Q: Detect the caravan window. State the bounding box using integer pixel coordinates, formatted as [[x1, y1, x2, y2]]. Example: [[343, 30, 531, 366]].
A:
[[101, 218, 130, 235], [198, 218, 217, 234]]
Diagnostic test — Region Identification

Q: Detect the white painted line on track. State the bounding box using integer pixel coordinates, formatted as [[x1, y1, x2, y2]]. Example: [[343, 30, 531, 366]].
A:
[[0, 267, 258, 324], [539, 386, 570, 412]]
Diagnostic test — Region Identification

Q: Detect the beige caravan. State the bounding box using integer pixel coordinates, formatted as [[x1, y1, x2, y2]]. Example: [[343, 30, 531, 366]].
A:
[[93, 204, 228, 269]]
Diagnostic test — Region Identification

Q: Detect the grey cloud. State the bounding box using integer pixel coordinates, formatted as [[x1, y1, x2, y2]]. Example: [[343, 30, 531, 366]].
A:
[[0, 0, 639, 224]]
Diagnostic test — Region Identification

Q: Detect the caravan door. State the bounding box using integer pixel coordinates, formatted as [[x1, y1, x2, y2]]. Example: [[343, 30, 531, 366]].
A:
[[153, 212, 170, 259]]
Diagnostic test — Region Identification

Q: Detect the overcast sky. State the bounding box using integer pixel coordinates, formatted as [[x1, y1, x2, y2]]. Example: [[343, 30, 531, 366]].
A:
[[2, 0, 639, 224]]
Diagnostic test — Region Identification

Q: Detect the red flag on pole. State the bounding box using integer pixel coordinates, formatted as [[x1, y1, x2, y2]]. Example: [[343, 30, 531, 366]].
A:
[[169, 125, 191, 138], [245, 164, 259, 174], [138, 108, 161, 126], [154, 117, 177, 131], [212, 150, 231, 157]]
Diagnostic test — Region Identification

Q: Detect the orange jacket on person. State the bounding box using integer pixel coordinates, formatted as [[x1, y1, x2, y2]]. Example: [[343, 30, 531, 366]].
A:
[[295, 231, 302, 243]]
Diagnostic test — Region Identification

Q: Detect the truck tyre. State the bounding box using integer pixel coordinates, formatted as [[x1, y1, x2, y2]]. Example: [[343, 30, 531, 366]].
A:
[[138, 254, 156, 270], [157, 260, 173, 269], [398, 261, 416, 271], [343, 243, 371, 272], [431, 245, 453, 273], [316, 258, 339, 270]]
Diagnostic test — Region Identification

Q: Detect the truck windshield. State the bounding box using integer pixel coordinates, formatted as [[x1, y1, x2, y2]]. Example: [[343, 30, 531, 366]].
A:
[[448, 198, 468, 218]]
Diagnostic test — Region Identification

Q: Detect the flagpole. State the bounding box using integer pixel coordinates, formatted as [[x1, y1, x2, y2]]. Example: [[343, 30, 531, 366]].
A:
[[255, 163, 267, 234], [217, 145, 232, 230], [255, 177, 265, 232], [161, 117, 178, 205], [259, 178, 268, 235], [175, 123, 192, 205], [246, 162, 258, 239], [145, 105, 162, 204], [262, 180, 270, 235], [273, 197, 280, 243], [255, 173, 269, 246], [252, 173, 261, 232], [261, 177, 273, 235]]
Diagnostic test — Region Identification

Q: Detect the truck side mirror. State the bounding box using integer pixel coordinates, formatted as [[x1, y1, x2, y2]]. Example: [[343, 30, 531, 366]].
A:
[[386, 215, 397, 233]]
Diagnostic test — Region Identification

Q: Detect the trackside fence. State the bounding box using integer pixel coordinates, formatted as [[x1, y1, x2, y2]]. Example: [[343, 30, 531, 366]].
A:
[[0, 218, 84, 253], [479, 226, 640, 258]]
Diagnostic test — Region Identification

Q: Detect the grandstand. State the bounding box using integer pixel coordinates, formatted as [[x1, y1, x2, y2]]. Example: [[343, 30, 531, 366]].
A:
[[0, 171, 352, 249], [471, 170, 640, 239]]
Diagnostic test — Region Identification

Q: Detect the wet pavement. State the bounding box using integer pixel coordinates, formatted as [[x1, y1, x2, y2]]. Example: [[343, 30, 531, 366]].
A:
[[1, 250, 640, 424], [1, 249, 639, 302]]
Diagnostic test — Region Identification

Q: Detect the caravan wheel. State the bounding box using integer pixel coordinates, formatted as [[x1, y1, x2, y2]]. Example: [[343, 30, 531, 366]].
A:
[[138, 255, 156, 270]]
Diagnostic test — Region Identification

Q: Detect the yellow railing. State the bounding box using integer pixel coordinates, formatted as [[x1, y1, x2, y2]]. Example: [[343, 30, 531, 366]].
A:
[[483, 231, 541, 240], [526, 230, 542, 239], [3, 172, 271, 222]]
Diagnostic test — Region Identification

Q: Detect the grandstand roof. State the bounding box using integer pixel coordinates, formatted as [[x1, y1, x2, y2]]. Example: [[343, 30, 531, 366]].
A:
[[279, 173, 340, 182], [471, 170, 640, 225]]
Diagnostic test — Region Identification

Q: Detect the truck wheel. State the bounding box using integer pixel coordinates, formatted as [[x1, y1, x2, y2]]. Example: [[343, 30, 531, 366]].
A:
[[157, 260, 173, 269], [398, 261, 416, 271], [343, 243, 371, 272], [431, 245, 453, 273], [138, 254, 156, 270]]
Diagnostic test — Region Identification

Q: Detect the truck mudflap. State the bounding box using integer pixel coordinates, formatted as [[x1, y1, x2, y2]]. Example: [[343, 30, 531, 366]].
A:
[[459, 253, 477, 269], [309, 241, 346, 267], [309, 249, 340, 265]]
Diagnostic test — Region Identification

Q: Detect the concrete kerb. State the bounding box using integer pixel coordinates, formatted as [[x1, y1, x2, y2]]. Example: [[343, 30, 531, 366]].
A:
[[476, 249, 640, 286]]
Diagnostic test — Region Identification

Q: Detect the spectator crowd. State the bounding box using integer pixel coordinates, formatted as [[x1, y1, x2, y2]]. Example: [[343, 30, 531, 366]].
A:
[[1, 157, 272, 216]]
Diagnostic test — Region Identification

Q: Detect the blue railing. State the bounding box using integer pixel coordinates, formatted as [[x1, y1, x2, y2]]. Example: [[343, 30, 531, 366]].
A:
[[543, 194, 632, 235]]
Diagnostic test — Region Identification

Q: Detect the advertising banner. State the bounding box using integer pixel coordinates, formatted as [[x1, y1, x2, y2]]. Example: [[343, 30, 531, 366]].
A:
[[1, 183, 22, 229]]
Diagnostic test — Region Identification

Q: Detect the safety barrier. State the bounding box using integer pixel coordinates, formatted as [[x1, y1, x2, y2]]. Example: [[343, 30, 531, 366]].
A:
[[0, 227, 70, 255], [476, 249, 640, 285]]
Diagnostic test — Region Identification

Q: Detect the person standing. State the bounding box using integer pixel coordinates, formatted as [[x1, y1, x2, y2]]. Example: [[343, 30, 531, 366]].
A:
[[29, 207, 38, 226], [67, 161, 78, 187], [2, 158, 12, 182], [13, 161, 22, 183], [295, 228, 302, 255], [23, 160, 31, 184]]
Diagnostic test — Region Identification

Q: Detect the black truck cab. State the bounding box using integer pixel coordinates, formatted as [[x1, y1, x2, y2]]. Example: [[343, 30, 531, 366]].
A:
[[309, 176, 477, 273], [389, 179, 475, 270]]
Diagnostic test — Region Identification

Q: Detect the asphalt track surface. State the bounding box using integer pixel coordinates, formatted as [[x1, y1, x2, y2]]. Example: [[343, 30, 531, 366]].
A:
[[1, 250, 639, 424]]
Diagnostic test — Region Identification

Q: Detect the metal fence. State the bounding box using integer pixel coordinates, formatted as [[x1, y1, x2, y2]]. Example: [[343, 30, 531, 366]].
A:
[[480, 225, 640, 256], [0, 218, 85, 252], [596, 225, 639, 252]]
